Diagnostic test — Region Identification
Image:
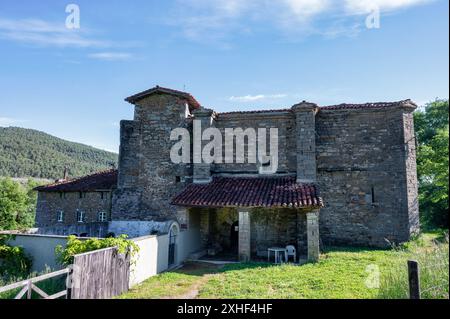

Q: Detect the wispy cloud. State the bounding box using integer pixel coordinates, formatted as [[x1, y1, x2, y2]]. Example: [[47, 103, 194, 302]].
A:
[[88, 52, 133, 61], [0, 117, 26, 127], [0, 17, 110, 48], [229, 94, 287, 102], [344, 0, 433, 15], [168, 0, 434, 44]]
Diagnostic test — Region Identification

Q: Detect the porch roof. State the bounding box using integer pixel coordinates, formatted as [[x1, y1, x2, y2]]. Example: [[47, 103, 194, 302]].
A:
[[171, 176, 323, 209]]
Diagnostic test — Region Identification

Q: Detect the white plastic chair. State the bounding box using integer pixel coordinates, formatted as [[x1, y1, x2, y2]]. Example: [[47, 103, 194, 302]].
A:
[[285, 245, 297, 263]]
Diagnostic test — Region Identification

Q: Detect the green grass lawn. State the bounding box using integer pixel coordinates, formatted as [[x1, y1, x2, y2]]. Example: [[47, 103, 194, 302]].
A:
[[120, 232, 449, 299]]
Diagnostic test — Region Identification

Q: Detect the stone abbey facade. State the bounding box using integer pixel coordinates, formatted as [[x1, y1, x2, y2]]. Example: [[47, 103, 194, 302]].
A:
[[35, 86, 419, 262]]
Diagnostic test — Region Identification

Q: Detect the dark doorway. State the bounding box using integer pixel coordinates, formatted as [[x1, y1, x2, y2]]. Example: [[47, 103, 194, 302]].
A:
[[230, 221, 239, 253], [168, 224, 178, 267]]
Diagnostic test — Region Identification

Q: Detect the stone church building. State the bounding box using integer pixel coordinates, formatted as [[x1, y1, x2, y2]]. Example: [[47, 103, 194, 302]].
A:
[[35, 86, 419, 262]]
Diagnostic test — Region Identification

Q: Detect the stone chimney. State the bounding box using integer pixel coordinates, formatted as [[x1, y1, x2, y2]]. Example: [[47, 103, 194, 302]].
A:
[[291, 101, 319, 183]]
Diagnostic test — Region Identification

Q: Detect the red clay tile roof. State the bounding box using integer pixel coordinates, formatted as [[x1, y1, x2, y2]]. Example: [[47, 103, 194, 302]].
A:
[[125, 85, 201, 109], [216, 99, 417, 115], [219, 109, 291, 115], [320, 99, 417, 110], [34, 169, 117, 192], [171, 176, 323, 209]]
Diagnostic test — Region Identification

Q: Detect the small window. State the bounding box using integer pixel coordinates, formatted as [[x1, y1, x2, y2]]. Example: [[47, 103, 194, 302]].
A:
[[371, 187, 376, 204], [76, 210, 85, 223], [175, 176, 181, 183], [57, 211, 64, 222], [100, 192, 105, 200], [98, 211, 107, 222]]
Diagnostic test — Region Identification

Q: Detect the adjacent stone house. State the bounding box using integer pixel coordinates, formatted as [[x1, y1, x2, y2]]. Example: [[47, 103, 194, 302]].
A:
[[35, 86, 420, 262], [34, 169, 117, 237]]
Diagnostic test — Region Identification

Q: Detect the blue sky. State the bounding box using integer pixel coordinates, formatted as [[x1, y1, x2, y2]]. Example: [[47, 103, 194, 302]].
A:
[[0, 0, 448, 153]]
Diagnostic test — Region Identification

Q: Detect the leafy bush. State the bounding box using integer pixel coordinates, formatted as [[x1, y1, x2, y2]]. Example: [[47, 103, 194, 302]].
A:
[[378, 233, 449, 299], [0, 236, 32, 281], [55, 235, 139, 266]]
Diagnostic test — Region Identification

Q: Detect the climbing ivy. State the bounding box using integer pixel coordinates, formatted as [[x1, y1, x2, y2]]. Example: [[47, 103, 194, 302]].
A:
[[55, 234, 139, 266]]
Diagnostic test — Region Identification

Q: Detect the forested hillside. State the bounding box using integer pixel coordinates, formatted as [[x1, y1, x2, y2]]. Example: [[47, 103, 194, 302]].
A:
[[0, 127, 118, 179]]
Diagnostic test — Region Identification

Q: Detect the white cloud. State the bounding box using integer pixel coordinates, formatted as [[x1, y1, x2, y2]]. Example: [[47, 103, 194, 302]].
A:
[[0, 117, 26, 127], [229, 94, 287, 102], [169, 0, 434, 43], [0, 17, 110, 48], [88, 52, 133, 61], [344, 0, 433, 14], [283, 0, 330, 21]]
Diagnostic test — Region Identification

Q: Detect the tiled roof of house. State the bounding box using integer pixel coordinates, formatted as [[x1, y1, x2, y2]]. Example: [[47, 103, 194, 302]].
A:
[[216, 99, 417, 115], [171, 176, 323, 209], [320, 99, 417, 110], [34, 169, 118, 192], [125, 85, 201, 109], [219, 109, 291, 115]]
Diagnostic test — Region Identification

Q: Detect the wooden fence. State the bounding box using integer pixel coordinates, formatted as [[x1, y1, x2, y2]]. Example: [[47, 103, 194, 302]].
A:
[[0, 268, 70, 299], [70, 246, 130, 299]]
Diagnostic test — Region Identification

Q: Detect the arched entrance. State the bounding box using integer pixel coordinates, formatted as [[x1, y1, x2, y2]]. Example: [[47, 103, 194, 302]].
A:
[[230, 221, 239, 253], [168, 223, 179, 267]]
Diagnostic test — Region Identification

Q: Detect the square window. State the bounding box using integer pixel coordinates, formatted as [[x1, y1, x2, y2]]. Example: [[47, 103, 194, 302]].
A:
[[98, 212, 107, 222], [76, 210, 85, 223]]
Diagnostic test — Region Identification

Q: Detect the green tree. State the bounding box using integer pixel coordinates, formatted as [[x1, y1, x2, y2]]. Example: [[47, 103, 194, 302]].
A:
[[414, 99, 449, 228], [0, 178, 28, 230], [0, 178, 42, 230]]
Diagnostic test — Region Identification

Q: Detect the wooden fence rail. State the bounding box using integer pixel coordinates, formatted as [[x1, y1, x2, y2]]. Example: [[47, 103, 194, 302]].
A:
[[0, 268, 70, 299]]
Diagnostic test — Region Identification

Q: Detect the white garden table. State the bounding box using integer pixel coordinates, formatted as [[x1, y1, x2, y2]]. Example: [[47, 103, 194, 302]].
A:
[[267, 247, 286, 264]]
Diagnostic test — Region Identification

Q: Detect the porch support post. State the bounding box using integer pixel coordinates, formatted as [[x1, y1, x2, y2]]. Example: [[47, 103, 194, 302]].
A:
[[306, 209, 320, 262], [238, 209, 251, 262]]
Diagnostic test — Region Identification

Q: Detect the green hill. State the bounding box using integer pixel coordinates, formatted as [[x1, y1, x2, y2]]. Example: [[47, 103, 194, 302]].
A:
[[0, 127, 118, 180]]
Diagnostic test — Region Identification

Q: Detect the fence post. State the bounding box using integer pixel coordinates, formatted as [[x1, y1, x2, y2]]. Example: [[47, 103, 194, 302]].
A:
[[66, 268, 73, 299], [408, 260, 420, 299], [27, 280, 32, 299]]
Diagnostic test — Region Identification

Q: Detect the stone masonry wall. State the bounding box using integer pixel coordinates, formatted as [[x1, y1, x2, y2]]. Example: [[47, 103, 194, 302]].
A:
[[402, 111, 420, 237], [214, 112, 297, 174], [112, 93, 192, 222], [35, 191, 112, 231], [316, 107, 418, 247]]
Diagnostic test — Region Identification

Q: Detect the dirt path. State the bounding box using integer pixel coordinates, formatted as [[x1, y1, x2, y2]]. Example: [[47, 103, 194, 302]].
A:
[[171, 274, 215, 299], [164, 263, 224, 299]]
